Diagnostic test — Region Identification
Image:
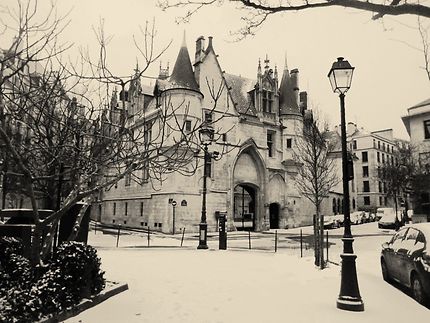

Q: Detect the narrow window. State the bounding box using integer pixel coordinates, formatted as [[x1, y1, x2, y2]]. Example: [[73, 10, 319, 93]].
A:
[[362, 166, 369, 177], [286, 138, 292, 148], [185, 120, 192, 132], [364, 196, 370, 205], [353, 140, 357, 149], [125, 202, 128, 216], [424, 120, 430, 139], [379, 196, 383, 206], [113, 202, 116, 216], [140, 202, 144, 216], [267, 132, 274, 157], [363, 181, 370, 192], [378, 141, 381, 149], [125, 173, 131, 186], [361, 151, 368, 162], [377, 152, 380, 163], [204, 111, 213, 123]]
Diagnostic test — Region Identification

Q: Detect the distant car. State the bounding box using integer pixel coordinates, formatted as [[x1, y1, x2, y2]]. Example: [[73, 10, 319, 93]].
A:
[[376, 207, 396, 221], [378, 212, 401, 230], [361, 211, 371, 223], [333, 214, 344, 226], [380, 223, 430, 305], [323, 215, 340, 229], [350, 211, 364, 225]]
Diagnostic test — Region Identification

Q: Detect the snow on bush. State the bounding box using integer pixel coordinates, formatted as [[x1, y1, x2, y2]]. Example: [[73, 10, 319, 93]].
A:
[[0, 238, 105, 322]]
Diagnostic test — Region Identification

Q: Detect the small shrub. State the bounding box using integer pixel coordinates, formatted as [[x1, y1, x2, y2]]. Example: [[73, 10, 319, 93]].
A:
[[50, 242, 105, 301]]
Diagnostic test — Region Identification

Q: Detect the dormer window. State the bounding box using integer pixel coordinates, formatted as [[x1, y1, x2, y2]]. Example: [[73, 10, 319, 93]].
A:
[[262, 90, 274, 113], [204, 111, 213, 124]]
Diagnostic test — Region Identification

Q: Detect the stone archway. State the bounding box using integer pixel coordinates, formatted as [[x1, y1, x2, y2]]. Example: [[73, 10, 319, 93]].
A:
[[232, 142, 266, 231]]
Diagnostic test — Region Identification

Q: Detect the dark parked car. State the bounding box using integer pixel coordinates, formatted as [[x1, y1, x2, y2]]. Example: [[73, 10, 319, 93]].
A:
[[380, 223, 430, 305]]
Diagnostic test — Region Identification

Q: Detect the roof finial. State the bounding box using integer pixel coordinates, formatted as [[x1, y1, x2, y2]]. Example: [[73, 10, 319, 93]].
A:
[[134, 59, 139, 74], [284, 51, 289, 71], [182, 30, 187, 47], [257, 58, 262, 76], [264, 54, 269, 70]]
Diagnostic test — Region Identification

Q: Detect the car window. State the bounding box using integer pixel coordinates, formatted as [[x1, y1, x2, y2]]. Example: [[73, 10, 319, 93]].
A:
[[406, 228, 419, 241], [391, 228, 408, 244], [416, 231, 426, 245]]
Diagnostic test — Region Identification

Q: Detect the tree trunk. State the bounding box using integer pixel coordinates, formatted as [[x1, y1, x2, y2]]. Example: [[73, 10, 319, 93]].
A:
[[30, 225, 43, 266], [67, 201, 90, 241], [313, 214, 320, 267], [319, 212, 324, 269]]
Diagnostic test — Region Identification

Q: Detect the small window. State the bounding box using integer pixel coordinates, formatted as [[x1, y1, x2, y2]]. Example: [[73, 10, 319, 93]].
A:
[[286, 138, 292, 149], [222, 133, 227, 142], [141, 222, 144, 226], [112, 219, 116, 224], [373, 139, 376, 148], [378, 141, 381, 149], [364, 196, 370, 205], [362, 166, 368, 177], [362, 151, 368, 162], [124, 220, 127, 225], [379, 196, 383, 206], [185, 120, 192, 132], [382, 143, 385, 151], [384, 196, 388, 206], [363, 181, 370, 192], [154, 223, 158, 227], [125, 173, 131, 186], [113, 202, 116, 216], [377, 152, 380, 163], [140, 202, 143, 216], [125, 202, 128, 216], [424, 120, 430, 139], [382, 154, 385, 163], [159, 223, 163, 228], [379, 182, 382, 193], [267, 132, 274, 157], [352, 140, 357, 150], [204, 111, 213, 123]]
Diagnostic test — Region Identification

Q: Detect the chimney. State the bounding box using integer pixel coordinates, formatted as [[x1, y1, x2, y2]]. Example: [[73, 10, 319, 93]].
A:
[[290, 68, 299, 106], [299, 91, 307, 114], [347, 122, 357, 135], [195, 36, 205, 64]]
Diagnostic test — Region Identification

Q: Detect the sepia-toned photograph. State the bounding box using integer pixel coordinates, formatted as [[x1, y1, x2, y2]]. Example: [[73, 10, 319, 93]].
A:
[[0, 0, 429, 322]]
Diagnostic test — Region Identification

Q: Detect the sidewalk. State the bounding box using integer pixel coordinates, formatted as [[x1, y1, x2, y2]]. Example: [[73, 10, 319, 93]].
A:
[[65, 229, 429, 323]]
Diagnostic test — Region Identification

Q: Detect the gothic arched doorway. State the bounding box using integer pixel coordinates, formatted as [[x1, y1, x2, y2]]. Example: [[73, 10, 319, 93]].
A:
[[233, 184, 257, 231], [269, 203, 280, 229]]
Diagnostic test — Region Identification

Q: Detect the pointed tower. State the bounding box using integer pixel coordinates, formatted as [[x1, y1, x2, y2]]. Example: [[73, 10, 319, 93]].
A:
[[169, 33, 199, 91]]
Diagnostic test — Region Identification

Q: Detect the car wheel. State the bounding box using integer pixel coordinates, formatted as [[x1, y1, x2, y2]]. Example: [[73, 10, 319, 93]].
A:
[[381, 259, 391, 282], [411, 274, 427, 305]]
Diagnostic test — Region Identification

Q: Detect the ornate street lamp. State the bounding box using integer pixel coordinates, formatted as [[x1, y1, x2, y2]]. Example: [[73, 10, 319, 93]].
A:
[[197, 125, 214, 249], [328, 57, 364, 312]]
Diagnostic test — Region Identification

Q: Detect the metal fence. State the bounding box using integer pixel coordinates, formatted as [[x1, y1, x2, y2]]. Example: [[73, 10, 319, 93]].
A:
[[89, 221, 336, 263]]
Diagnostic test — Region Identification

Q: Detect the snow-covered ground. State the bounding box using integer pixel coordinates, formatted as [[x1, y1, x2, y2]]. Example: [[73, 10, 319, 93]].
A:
[[66, 223, 429, 322]]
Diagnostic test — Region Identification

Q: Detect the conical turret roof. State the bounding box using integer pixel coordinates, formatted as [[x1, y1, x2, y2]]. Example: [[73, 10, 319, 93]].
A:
[[169, 35, 199, 91], [279, 67, 301, 116]]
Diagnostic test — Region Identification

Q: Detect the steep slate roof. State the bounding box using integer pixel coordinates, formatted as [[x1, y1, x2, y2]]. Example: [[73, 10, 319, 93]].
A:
[[169, 38, 199, 91], [279, 68, 301, 116], [224, 73, 258, 116]]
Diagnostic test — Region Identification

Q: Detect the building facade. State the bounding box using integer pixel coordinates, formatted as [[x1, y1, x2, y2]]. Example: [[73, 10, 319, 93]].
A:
[[331, 123, 398, 212], [402, 98, 430, 219], [99, 36, 338, 233]]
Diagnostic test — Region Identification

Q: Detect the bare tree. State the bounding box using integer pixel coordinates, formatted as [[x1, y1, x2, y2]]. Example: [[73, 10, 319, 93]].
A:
[[0, 1, 233, 266], [159, 0, 430, 37], [294, 112, 338, 269]]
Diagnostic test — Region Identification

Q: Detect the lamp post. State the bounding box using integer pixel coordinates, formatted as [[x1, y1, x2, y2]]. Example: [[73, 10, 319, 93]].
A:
[[197, 125, 214, 249], [328, 57, 364, 312]]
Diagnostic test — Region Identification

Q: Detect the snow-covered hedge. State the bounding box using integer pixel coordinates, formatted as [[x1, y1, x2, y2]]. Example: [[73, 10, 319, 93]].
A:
[[0, 238, 105, 322]]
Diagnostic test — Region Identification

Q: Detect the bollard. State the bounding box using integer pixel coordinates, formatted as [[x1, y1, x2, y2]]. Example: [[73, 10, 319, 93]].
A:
[[248, 230, 251, 249], [147, 226, 150, 247], [181, 227, 185, 247], [326, 231, 329, 264], [275, 230, 278, 253], [116, 224, 121, 247], [300, 229, 303, 258]]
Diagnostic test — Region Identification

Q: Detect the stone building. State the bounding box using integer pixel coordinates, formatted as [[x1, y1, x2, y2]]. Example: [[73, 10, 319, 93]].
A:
[[402, 98, 430, 220], [336, 122, 397, 212], [99, 35, 332, 233]]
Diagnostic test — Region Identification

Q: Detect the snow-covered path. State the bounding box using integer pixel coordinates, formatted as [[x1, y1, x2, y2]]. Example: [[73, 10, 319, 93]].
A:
[[66, 224, 429, 323]]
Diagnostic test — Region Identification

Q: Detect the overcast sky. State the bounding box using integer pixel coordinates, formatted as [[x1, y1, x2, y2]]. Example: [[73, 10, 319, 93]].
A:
[[27, 1, 430, 139]]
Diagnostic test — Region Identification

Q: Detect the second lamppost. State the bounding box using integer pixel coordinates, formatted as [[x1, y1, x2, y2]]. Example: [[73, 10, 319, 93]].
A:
[[197, 125, 214, 249], [328, 57, 364, 312]]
